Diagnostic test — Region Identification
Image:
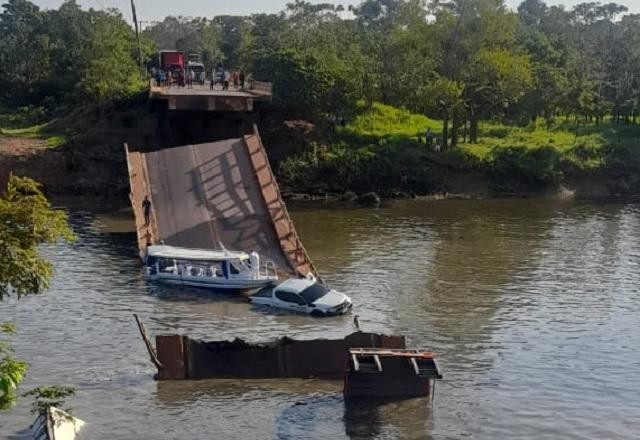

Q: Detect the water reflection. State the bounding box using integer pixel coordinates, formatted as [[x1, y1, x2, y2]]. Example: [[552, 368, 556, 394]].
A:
[[154, 379, 435, 440], [343, 397, 434, 440], [2, 199, 640, 439]]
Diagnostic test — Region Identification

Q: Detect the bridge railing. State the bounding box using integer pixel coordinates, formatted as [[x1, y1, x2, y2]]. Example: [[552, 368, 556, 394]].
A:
[[251, 81, 272, 96], [246, 124, 321, 280]]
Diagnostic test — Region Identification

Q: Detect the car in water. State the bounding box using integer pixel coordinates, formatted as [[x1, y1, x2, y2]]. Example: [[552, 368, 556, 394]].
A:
[[249, 278, 352, 316]]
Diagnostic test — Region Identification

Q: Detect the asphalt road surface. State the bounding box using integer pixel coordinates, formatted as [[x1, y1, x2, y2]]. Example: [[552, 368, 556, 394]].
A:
[[143, 139, 294, 275]]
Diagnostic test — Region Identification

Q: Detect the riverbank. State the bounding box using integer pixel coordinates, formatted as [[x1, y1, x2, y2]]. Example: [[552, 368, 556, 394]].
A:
[[2, 101, 640, 201], [0, 98, 159, 199], [273, 103, 640, 199]]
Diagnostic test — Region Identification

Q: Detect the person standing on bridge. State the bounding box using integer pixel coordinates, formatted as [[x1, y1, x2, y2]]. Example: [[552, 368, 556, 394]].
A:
[[223, 70, 230, 90], [239, 70, 245, 90], [142, 195, 152, 226], [233, 70, 239, 89], [249, 249, 260, 279], [188, 69, 194, 89]]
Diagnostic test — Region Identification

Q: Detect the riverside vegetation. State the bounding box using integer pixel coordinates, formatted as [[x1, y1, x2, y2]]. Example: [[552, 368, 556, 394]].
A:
[[2, 0, 640, 196], [279, 102, 640, 196], [0, 175, 74, 412]]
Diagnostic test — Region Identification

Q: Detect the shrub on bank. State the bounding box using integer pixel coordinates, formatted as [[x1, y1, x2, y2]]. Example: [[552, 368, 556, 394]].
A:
[[279, 103, 640, 195]]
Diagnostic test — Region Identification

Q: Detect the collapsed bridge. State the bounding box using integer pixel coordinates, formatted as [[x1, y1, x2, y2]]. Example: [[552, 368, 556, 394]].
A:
[[125, 83, 317, 279]]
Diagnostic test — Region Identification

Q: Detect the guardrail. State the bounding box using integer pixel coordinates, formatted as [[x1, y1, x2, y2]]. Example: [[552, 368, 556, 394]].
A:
[[251, 80, 272, 96], [245, 124, 321, 280]]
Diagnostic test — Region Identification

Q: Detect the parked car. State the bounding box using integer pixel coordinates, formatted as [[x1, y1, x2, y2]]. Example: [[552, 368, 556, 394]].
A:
[[249, 278, 352, 316]]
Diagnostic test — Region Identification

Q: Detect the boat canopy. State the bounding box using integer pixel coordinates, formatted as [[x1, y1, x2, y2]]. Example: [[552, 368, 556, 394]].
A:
[[146, 245, 249, 262]]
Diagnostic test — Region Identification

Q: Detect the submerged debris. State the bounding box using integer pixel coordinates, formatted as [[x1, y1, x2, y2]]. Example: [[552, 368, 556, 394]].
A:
[[154, 332, 406, 380]]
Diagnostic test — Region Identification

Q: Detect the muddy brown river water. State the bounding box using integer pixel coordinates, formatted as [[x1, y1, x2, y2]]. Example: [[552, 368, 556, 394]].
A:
[[1, 198, 639, 439]]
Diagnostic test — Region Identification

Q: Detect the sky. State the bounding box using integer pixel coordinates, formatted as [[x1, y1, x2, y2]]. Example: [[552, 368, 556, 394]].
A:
[[28, 0, 640, 23]]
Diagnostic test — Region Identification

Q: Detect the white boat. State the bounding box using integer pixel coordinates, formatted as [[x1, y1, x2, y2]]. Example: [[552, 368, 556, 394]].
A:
[[250, 278, 353, 316], [11, 407, 85, 440], [144, 245, 278, 293]]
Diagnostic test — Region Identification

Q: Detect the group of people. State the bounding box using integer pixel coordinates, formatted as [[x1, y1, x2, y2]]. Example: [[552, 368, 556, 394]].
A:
[[152, 66, 249, 90], [424, 128, 443, 152], [153, 68, 185, 88], [210, 67, 247, 91]]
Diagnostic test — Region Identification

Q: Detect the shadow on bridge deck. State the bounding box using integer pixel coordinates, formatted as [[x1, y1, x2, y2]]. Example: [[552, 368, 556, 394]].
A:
[[126, 128, 315, 279]]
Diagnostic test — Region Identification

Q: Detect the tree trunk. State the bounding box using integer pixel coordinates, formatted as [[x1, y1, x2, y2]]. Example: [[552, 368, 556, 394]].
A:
[[442, 117, 449, 151], [451, 115, 459, 148], [469, 116, 479, 144], [463, 118, 467, 143]]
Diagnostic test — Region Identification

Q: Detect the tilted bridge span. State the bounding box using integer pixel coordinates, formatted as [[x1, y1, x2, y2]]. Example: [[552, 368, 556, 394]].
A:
[[125, 84, 317, 279]]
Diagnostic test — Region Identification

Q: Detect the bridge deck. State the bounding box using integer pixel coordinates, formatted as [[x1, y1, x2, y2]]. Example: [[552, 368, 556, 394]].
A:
[[149, 82, 271, 111], [126, 132, 315, 279], [150, 84, 270, 99]]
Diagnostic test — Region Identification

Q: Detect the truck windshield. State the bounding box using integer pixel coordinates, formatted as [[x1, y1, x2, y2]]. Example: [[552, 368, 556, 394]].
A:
[[299, 283, 329, 303]]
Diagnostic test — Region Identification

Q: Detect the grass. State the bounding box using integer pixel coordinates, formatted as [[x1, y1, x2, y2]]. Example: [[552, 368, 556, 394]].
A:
[[340, 102, 640, 169], [0, 121, 67, 149], [289, 102, 640, 192], [458, 123, 606, 169], [341, 102, 442, 141]]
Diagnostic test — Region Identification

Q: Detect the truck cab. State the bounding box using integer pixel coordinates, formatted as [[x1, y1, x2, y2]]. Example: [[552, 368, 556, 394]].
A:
[[159, 50, 185, 85]]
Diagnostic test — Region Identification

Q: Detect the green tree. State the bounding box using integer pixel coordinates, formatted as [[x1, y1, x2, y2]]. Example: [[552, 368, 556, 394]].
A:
[[0, 175, 74, 410], [464, 48, 533, 141], [213, 15, 253, 68], [79, 10, 147, 103], [0, 323, 28, 410], [0, 0, 51, 105], [0, 175, 75, 299], [145, 16, 223, 67]]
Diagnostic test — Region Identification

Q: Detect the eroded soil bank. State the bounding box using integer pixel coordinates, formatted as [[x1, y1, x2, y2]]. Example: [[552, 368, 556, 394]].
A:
[[2, 103, 639, 202]]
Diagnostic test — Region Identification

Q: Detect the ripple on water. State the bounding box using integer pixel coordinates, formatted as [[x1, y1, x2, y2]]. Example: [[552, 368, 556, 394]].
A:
[[2, 201, 640, 439]]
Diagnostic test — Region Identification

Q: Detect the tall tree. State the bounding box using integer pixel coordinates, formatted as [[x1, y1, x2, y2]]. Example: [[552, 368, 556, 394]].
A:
[[79, 10, 148, 103], [0, 0, 50, 105], [0, 175, 74, 409]]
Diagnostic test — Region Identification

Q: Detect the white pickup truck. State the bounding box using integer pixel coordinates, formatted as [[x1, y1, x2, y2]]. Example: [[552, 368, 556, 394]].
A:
[[249, 278, 352, 316]]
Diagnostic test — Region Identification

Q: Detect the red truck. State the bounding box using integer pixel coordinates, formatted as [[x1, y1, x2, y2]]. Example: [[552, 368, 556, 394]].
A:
[[159, 50, 185, 85]]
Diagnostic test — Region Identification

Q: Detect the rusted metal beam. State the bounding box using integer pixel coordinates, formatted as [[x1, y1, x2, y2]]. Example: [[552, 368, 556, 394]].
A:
[[134, 314, 163, 370], [244, 126, 320, 279], [124, 143, 158, 259], [154, 332, 406, 380]]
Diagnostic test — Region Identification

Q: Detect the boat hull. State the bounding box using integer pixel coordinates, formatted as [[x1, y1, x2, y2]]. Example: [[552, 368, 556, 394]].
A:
[[146, 275, 276, 293]]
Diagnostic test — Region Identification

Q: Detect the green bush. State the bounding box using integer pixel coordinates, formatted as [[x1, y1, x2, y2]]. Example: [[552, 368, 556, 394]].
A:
[[340, 102, 441, 142], [281, 103, 640, 194]]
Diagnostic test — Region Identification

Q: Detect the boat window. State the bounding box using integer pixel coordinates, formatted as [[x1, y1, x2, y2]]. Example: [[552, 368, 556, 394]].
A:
[[299, 283, 330, 303], [275, 291, 307, 305], [229, 263, 241, 275], [158, 258, 174, 271]]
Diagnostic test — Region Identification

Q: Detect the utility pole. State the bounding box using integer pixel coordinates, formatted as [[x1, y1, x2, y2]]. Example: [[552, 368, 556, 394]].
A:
[[130, 0, 144, 79]]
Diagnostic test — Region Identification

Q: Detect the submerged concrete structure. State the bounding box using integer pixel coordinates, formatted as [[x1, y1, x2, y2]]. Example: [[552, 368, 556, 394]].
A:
[[154, 332, 406, 380]]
